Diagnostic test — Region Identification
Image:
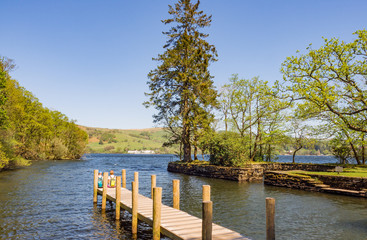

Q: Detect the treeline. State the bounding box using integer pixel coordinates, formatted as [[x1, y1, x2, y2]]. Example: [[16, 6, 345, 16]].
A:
[[144, 0, 366, 166], [0, 57, 88, 170]]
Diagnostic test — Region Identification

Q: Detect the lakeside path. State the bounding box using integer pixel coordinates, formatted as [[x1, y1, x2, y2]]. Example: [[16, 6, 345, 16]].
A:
[[97, 187, 249, 240]]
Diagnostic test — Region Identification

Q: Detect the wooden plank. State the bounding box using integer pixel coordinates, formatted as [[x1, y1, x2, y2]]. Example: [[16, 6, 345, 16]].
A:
[[97, 188, 249, 240]]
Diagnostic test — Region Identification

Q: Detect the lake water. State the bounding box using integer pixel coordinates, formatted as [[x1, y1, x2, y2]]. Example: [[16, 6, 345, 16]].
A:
[[0, 154, 366, 239]]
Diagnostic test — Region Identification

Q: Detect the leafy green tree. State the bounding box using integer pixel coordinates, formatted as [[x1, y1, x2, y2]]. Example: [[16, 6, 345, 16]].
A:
[[0, 57, 88, 169], [219, 74, 288, 161], [145, 0, 218, 162], [288, 118, 315, 163], [281, 30, 367, 134], [330, 137, 352, 164], [203, 131, 248, 167], [0, 56, 15, 168]]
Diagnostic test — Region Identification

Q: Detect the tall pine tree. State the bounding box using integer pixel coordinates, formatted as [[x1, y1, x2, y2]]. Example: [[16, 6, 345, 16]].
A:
[[145, 0, 218, 162]]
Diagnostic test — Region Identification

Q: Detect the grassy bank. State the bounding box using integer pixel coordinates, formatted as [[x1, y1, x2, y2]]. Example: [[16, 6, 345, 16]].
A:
[[83, 127, 178, 154], [288, 166, 367, 178]]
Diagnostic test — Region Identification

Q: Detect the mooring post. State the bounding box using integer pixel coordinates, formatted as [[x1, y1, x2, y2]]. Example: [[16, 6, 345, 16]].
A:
[[172, 179, 180, 210], [115, 176, 121, 220], [132, 181, 138, 235], [134, 172, 139, 189], [151, 175, 156, 199], [93, 169, 98, 203], [202, 201, 213, 240], [153, 187, 162, 240], [122, 169, 126, 188], [203, 185, 211, 202], [266, 197, 275, 240], [102, 172, 108, 210]]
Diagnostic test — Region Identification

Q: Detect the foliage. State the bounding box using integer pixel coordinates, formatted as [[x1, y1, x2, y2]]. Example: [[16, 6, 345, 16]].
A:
[[100, 132, 116, 142], [104, 145, 115, 152], [287, 117, 315, 163], [145, 0, 218, 162], [330, 138, 353, 164], [218, 74, 288, 161], [0, 57, 88, 170], [204, 131, 249, 167], [281, 30, 367, 164], [281, 30, 367, 133]]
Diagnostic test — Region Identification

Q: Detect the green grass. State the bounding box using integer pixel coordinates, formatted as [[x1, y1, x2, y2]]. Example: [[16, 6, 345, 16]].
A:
[[288, 167, 367, 178], [82, 127, 179, 154]]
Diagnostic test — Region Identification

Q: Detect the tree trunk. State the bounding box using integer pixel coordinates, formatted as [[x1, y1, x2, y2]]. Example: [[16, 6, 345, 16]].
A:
[[349, 141, 361, 165], [292, 146, 302, 163], [267, 144, 272, 162], [258, 115, 262, 161], [182, 122, 191, 162], [249, 103, 252, 159], [362, 135, 365, 165], [224, 112, 228, 132], [194, 145, 198, 160], [250, 134, 259, 161]]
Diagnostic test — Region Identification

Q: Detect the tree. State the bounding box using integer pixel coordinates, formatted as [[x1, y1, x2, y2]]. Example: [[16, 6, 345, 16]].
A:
[[0, 56, 14, 129], [219, 74, 288, 161], [0, 56, 88, 170], [288, 118, 314, 163], [330, 137, 352, 164], [145, 0, 218, 162], [281, 30, 367, 134]]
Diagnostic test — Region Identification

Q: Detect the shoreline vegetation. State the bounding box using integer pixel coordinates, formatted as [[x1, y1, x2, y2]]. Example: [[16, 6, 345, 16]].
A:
[[141, 0, 366, 166], [0, 57, 88, 171], [84, 126, 336, 156]]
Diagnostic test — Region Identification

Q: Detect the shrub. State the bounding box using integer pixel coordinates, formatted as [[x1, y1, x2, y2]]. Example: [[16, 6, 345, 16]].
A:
[[104, 145, 115, 152], [205, 131, 249, 167]]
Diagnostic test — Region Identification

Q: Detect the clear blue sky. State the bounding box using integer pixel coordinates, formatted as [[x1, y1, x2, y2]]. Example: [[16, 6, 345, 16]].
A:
[[1, 0, 366, 129]]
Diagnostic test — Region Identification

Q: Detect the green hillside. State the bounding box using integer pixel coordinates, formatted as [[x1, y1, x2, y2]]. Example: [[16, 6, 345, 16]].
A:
[[83, 126, 178, 154]]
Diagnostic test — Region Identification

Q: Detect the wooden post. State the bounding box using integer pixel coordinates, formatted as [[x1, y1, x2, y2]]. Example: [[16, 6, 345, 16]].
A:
[[93, 169, 98, 203], [153, 187, 162, 240], [203, 185, 211, 202], [202, 201, 213, 240], [115, 176, 121, 220], [266, 197, 275, 240], [132, 181, 138, 235], [172, 179, 180, 210], [151, 175, 156, 199], [102, 172, 108, 210], [134, 172, 139, 189], [122, 169, 126, 188]]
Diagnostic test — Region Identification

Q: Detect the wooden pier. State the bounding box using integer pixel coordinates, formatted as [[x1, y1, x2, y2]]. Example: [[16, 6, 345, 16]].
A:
[[93, 169, 273, 240]]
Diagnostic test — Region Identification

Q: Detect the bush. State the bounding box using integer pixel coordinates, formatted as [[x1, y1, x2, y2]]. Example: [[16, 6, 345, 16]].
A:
[[104, 145, 115, 152], [330, 138, 352, 164], [205, 131, 249, 167]]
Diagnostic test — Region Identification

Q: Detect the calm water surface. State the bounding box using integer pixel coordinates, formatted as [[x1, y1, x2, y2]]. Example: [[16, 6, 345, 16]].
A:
[[0, 154, 366, 239]]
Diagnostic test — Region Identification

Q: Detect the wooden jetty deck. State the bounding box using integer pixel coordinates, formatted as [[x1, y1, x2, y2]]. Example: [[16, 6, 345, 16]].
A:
[[97, 187, 249, 240]]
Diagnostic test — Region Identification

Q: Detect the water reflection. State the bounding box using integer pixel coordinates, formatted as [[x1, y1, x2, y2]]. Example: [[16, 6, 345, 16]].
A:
[[0, 154, 366, 240]]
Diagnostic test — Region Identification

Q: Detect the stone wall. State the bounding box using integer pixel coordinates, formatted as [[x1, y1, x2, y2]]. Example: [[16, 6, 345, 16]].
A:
[[264, 171, 367, 197], [253, 163, 336, 172], [264, 171, 317, 191], [168, 162, 336, 182], [167, 162, 264, 181], [307, 174, 367, 191]]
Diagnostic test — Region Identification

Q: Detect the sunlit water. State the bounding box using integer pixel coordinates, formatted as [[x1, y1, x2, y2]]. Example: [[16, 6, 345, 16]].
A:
[[0, 154, 366, 239]]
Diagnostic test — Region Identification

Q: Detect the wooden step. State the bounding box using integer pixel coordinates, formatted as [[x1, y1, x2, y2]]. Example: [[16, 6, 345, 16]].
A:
[[315, 184, 330, 188]]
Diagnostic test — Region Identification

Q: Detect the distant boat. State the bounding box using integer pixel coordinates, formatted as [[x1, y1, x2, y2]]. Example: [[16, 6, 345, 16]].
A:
[[127, 150, 155, 154]]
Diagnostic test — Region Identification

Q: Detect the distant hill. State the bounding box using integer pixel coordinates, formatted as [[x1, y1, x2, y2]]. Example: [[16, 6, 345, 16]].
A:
[[81, 126, 178, 154]]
